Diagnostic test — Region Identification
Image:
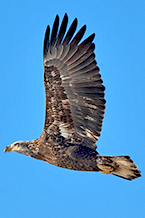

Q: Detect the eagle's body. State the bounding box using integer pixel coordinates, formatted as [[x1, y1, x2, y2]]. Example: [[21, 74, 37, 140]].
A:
[[15, 139, 100, 171], [4, 14, 141, 180]]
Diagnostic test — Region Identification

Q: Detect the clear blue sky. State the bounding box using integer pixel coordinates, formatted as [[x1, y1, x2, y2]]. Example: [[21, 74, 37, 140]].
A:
[[1, 1, 145, 217]]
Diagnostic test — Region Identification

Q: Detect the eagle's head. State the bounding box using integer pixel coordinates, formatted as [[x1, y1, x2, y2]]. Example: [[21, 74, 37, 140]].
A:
[[4, 141, 31, 155], [4, 140, 44, 160]]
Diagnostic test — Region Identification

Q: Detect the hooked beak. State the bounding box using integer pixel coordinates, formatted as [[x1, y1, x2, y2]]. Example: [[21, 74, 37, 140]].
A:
[[4, 145, 18, 153]]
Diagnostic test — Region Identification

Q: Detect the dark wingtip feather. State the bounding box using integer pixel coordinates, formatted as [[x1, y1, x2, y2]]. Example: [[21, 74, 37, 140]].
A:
[[64, 13, 68, 19], [50, 14, 59, 46], [62, 18, 78, 45], [43, 25, 50, 55], [89, 43, 95, 52], [70, 25, 86, 46], [56, 13, 68, 46], [78, 33, 95, 50]]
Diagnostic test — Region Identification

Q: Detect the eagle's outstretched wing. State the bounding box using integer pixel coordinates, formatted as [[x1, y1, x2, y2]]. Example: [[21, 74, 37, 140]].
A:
[[42, 14, 105, 150]]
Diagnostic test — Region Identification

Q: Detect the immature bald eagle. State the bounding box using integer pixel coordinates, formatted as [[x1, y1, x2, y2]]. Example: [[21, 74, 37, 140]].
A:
[[4, 14, 141, 180]]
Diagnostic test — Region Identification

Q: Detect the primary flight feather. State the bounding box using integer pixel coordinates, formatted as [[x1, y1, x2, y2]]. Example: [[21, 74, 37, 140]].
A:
[[4, 14, 141, 180]]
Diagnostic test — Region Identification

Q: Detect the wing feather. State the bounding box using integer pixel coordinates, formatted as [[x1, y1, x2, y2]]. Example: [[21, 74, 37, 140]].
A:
[[55, 13, 68, 46], [50, 15, 59, 47], [70, 25, 86, 46], [62, 18, 77, 45], [42, 14, 106, 150]]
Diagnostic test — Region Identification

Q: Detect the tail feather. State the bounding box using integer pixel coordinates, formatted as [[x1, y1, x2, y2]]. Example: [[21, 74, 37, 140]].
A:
[[97, 155, 141, 180]]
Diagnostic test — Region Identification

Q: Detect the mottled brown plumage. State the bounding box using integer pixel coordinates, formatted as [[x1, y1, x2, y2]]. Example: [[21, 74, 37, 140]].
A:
[[4, 14, 141, 180]]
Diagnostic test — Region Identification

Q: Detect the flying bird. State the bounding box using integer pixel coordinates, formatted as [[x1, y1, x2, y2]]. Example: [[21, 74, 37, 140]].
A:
[[4, 14, 141, 180]]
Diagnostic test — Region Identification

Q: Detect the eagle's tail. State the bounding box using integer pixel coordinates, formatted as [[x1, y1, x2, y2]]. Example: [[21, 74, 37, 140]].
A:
[[97, 155, 141, 180]]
